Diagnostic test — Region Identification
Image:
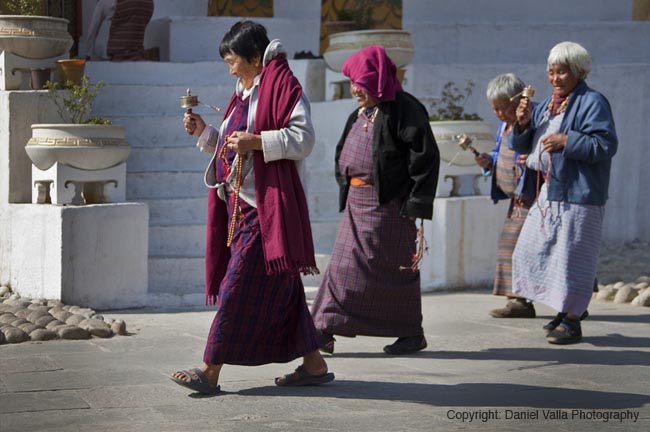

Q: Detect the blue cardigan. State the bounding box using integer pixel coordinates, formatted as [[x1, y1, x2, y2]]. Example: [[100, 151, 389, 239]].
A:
[[509, 80, 617, 206]]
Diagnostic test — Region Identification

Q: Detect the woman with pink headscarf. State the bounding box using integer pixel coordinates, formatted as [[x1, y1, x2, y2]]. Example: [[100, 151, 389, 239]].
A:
[[311, 46, 440, 355]]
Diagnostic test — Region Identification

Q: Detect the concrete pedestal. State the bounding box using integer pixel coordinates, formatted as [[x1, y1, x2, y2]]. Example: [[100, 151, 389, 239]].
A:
[[421, 196, 510, 291], [3, 203, 148, 309], [0, 51, 67, 91], [32, 162, 126, 205]]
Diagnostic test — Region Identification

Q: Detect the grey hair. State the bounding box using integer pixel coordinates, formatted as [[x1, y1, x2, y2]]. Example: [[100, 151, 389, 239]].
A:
[[547, 41, 592, 80], [486, 73, 526, 103]]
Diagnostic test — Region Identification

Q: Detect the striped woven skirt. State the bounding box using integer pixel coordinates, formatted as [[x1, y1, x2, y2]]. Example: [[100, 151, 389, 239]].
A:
[[311, 184, 423, 338], [203, 199, 319, 366], [493, 199, 531, 297], [512, 184, 604, 315]]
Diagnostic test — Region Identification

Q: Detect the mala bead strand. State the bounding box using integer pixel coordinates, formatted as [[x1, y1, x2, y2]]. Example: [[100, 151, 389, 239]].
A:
[[226, 155, 243, 247], [219, 137, 244, 247]]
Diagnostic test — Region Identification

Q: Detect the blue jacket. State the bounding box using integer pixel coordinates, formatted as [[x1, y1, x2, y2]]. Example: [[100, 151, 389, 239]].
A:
[[509, 80, 617, 206]]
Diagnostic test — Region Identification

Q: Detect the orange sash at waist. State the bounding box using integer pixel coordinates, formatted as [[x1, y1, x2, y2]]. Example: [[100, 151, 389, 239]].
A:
[[350, 177, 372, 187]]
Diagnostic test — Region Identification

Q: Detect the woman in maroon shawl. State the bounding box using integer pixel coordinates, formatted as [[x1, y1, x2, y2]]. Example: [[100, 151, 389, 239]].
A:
[[171, 21, 333, 394], [311, 46, 440, 355]]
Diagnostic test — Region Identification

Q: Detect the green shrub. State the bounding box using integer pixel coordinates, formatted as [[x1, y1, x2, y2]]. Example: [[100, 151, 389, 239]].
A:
[[44, 76, 112, 125], [428, 80, 483, 121]]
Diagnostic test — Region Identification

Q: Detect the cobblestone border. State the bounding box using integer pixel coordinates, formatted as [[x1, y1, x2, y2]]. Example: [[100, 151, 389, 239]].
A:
[[0, 285, 127, 344]]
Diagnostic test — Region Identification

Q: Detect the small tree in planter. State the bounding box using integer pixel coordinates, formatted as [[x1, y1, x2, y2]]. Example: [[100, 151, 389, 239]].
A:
[[43, 76, 111, 124], [26, 75, 130, 205], [427, 80, 493, 196], [428, 80, 482, 122]]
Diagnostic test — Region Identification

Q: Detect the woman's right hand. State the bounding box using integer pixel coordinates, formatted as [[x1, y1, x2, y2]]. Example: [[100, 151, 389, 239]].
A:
[[183, 112, 206, 137], [475, 152, 492, 169], [515, 97, 532, 128]]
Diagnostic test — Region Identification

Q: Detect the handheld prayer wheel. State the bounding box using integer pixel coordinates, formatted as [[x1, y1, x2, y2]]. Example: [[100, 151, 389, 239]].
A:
[[510, 85, 536, 101], [447, 133, 480, 166], [456, 133, 480, 156], [180, 88, 199, 135], [522, 85, 535, 99]]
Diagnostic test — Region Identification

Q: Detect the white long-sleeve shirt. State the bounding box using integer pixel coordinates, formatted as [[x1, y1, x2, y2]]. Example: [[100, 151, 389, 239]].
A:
[[85, 0, 116, 59], [198, 40, 315, 208]]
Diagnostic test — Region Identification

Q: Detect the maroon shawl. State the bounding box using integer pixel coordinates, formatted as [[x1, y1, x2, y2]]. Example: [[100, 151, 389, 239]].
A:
[[205, 54, 317, 304]]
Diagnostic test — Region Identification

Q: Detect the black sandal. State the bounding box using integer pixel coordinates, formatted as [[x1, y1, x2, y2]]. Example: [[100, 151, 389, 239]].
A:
[[275, 365, 335, 387]]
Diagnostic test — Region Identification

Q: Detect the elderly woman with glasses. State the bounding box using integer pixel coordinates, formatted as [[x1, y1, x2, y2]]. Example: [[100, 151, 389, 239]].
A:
[[171, 21, 333, 394]]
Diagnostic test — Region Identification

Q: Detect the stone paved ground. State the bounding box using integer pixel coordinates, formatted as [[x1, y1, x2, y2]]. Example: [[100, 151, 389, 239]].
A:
[[0, 240, 648, 431], [1, 291, 648, 432]]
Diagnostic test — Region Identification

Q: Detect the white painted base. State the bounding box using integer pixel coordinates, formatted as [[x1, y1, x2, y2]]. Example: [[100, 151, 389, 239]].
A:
[[5, 203, 149, 309], [421, 196, 510, 291], [32, 162, 127, 205]]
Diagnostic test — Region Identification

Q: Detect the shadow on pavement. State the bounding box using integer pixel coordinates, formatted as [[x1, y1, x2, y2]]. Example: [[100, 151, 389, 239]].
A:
[[583, 314, 650, 324], [237, 381, 650, 409], [330, 347, 650, 366]]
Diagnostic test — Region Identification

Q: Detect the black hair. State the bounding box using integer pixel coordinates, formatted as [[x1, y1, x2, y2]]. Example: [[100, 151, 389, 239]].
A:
[[219, 21, 270, 63]]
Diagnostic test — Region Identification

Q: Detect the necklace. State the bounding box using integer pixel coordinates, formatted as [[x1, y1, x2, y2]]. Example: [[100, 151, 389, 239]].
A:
[[218, 136, 244, 247], [357, 106, 379, 132], [547, 94, 570, 116]]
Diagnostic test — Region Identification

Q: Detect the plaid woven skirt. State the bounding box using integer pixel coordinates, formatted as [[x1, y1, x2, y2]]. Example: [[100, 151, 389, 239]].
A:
[[203, 199, 319, 366], [311, 185, 423, 338], [512, 184, 603, 315], [493, 199, 531, 297]]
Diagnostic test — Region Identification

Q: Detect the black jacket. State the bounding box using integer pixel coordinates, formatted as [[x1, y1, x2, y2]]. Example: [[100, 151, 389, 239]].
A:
[[335, 91, 440, 219]]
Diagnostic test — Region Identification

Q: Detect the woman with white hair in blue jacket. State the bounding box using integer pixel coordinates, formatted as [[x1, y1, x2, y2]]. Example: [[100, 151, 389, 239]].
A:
[[510, 41, 617, 345]]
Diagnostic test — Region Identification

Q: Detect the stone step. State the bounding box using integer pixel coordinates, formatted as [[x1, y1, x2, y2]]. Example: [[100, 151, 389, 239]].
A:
[[150, 16, 321, 62], [126, 171, 207, 200], [92, 84, 234, 116], [147, 256, 324, 301], [85, 60, 231, 86], [406, 22, 649, 65], [149, 224, 206, 257], [110, 114, 200, 149], [86, 59, 325, 102], [148, 256, 205, 296], [128, 145, 208, 173], [146, 197, 207, 226], [148, 220, 339, 257], [310, 219, 339, 254]]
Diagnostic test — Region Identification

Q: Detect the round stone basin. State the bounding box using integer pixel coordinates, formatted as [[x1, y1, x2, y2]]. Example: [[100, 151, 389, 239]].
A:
[[0, 15, 73, 59], [323, 29, 414, 72], [430, 121, 495, 167], [26, 124, 131, 171]]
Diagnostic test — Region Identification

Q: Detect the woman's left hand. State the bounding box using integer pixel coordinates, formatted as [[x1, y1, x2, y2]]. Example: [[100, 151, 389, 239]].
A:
[[541, 132, 567, 153], [225, 131, 262, 155]]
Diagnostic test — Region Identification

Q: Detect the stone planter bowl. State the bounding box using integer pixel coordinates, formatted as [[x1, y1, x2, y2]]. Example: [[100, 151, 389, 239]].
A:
[[0, 15, 73, 59], [430, 121, 495, 167], [26, 124, 131, 171], [323, 29, 414, 72]]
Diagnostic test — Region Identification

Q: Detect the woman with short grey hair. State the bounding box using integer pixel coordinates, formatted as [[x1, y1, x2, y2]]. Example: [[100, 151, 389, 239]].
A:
[[510, 41, 617, 344], [476, 73, 541, 319]]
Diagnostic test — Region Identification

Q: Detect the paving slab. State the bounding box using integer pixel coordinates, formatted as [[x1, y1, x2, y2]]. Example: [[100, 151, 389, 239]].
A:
[[0, 292, 648, 432]]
